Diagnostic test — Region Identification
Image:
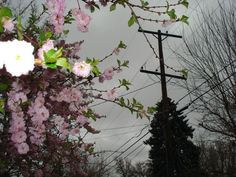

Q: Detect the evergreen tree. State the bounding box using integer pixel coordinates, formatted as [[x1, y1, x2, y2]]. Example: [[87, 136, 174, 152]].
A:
[[145, 98, 203, 177]]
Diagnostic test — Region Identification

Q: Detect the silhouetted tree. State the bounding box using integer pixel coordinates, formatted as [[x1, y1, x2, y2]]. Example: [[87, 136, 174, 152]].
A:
[[176, 0, 236, 139], [115, 158, 151, 177], [197, 138, 236, 177], [145, 98, 203, 177]]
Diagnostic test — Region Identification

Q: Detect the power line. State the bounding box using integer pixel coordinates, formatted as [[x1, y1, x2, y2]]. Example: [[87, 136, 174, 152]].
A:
[[177, 72, 235, 120], [103, 131, 150, 173], [99, 124, 148, 131], [176, 58, 236, 107], [102, 125, 149, 162], [176, 59, 236, 105], [84, 127, 146, 141], [90, 81, 159, 107], [184, 83, 235, 116], [123, 142, 145, 159]]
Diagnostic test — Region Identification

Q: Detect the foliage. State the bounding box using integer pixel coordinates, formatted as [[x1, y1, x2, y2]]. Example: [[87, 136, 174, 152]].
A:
[[145, 99, 202, 177], [197, 138, 236, 177], [115, 158, 151, 177]]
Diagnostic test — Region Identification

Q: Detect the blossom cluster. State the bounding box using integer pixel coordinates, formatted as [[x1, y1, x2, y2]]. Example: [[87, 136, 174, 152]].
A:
[[72, 8, 91, 32], [46, 0, 66, 33], [7, 81, 29, 154]]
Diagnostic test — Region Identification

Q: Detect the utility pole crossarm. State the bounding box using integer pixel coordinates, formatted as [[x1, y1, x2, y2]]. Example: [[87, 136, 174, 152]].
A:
[[138, 28, 182, 38], [140, 68, 187, 80]]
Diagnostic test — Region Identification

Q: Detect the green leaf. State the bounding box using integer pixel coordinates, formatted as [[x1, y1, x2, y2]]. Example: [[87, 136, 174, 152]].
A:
[[0, 7, 13, 18], [121, 60, 129, 67], [0, 25, 3, 33], [44, 48, 63, 64], [119, 79, 131, 90], [118, 41, 127, 49], [39, 31, 52, 44], [117, 59, 121, 67], [83, 109, 97, 121], [140, 0, 149, 7], [0, 98, 5, 115], [118, 97, 125, 107], [167, 9, 177, 19], [45, 63, 57, 69], [110, 3, 116, 11], [0, 7, 12, 32], [147, 106, 156, 114], [90, 6, 95, 13], [180, 0, 189, 8], [180, 15, 189, 25], [181, 68, 188, 78], [44, 49, 57, 63], [117, 0, 126, 7], [0, 83, 8, 92], [128, 15, 137, 27], [63, 29, 70, 35], [86, 58, 101, 76], [56, 57, 72, 71]]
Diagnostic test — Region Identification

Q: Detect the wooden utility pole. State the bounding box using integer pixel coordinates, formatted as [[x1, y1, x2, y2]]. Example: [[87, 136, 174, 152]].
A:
[[139, 28, 184, 177]]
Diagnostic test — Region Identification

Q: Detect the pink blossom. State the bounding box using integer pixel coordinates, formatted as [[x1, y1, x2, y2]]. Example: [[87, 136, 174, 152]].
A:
[[73, 61, 91, 78], [103, 67, 114, 80], [12, 111, 24, 119], [98, 75, 105, 83], [54, 116, 64, 126], [51, 87, 82, 103], [72, 8, 91, 32], [11, 81, 23, 91], [106, 89, 117, 101], [16, 142, 29, 154], [76, 115, 88, 126], [99, 67, 114, 83], [30, 135, 44, 145], [36, 106, 49, 121], [70, 127, 80, 136], [11, 131, 27, 143], [58, 123, 70, 139], [70, 88, 82, 101], [9, 119, 25, 133], [2, 17, 14, 32], [29, 125, 46, 145], [37, 40, 55, 61], [46, 0, 66, 33]]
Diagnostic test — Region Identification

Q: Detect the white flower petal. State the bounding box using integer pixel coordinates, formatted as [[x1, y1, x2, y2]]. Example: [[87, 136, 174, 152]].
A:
[[0, 40, 35, 76]]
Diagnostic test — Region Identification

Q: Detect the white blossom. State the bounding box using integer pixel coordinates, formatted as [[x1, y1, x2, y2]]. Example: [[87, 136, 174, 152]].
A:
[[0, 40, 35, 77]]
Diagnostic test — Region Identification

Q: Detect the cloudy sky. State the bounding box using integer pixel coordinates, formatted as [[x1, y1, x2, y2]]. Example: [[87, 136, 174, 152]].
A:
[[9, 0, 223, 169]]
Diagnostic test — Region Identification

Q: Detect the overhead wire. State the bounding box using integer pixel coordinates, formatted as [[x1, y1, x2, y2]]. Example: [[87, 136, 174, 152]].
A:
[[103, 130, 150, 173], [176, 59, 236, 105], [99, 123, 148, 131], [102, 125, 149, 162]]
